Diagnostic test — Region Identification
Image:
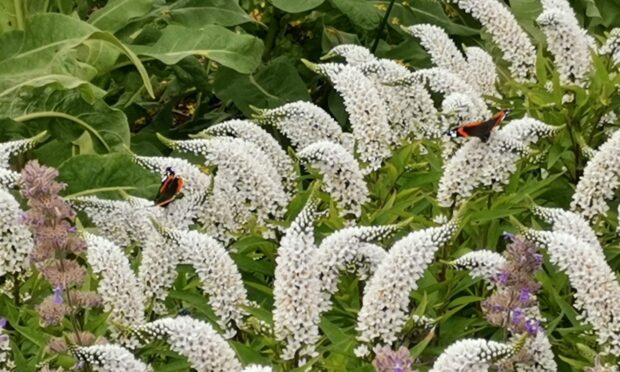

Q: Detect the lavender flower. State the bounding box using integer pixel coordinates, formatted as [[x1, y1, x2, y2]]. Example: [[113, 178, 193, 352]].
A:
[[372, 346, 414, 372]]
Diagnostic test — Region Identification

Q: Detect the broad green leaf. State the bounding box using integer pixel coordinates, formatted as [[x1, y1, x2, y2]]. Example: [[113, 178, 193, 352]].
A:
[[0, 74, 105, 101], [0, 13, 154, 97], [269, 0, 325, 13], [162, 0, 252, 27], [1, 88, 129, 154], [213, 60, 310, 116], [509, 0, 544, 43], [329, 0, 382, 30], [88, 0, 154, 32], [0, 0, 18, 33], [58, 153, 160, 199], [131, 24, 264, 74]]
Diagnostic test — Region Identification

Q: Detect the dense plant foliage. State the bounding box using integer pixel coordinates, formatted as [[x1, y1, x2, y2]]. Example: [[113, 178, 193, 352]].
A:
[[2, 0, 620, 371]]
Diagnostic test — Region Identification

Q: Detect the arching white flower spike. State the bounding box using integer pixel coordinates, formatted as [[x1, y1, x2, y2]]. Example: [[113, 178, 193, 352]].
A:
[[0, 131, 47, 168], [437, 118, 555, 207], [298, 141, 369, 218], [355, 222, 457, 353], [323, 44, 377, 65], [303, 61, 392, 173], [72, 196, 156, 247], [138, 316, 242, 371], [164, 228, 249, 337], [537, 9, 592, 86], [0, 322, 13, 371], [316, 223, 406, 312], [600, 28, 620, 66], [540, 0, 597, 50], [403, 24, 468, 75], [515, 332, 558, 372], [133, 155, 212, 197], [242, 365, 273, 372], [73, 344, 151, 372], [446, 0, 536, 82], [158, 135, 289, 237], [0, 168, 19, 189], [463, 47, 500, 98], [441, 93, 486, 129], [358, 59, 442, 140], [430, 339, 517, 372], [85, 234, 146, 330], [194, 119, 296, 192], [138, 232, 179, 313], [253, 101, 351, 152], [571, 129, 620, 220], [453, 250, 506, 283], [0, 189, 33, 277], [273, 198, 323, 360], [533, 206, 602, 257], [525, 230, 620, 356]]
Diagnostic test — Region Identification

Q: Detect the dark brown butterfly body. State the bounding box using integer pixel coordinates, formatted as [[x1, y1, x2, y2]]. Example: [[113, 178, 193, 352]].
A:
[[154, 167, 184, 207], [446, 110, 511, 142]]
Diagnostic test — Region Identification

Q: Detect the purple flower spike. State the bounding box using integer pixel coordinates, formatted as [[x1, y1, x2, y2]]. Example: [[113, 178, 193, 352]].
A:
[[519, 288, 530, 303], [53, 286, 63, 305], [67, 226, 77, 233], [496, 271, 510, 285], [511, 308, 524, 325], [0, 317, 6, 328], [525, 319, 541, 335]]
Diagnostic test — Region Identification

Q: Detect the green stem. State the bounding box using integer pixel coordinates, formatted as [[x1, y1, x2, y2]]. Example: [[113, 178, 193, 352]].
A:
[[13, 0, 24, 30], [564, 118, 580, 182], [12, 274, 20, 307], [371, 0, 396, 53]]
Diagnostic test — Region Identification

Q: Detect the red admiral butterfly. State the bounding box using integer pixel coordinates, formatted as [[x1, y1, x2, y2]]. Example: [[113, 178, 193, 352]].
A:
[[446, 110, 511, 142], [154, 167, 184, 207]]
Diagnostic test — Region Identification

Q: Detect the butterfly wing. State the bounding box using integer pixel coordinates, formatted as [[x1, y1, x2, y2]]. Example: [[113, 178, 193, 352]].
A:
[[155, 176, 183, 207]]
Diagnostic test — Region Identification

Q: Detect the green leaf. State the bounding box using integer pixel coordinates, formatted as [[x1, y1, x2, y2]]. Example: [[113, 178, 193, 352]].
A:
[[213, 59, 310, 116], [404, 0, 479, 36], [0, 0, 18, 33], [58, 153, 161, 199], [2, 88, 130, 154], [88, 0, 154, 32], [269, 0, 325, 13], [0, 13, 154, 97], [131, 24, 264, 74], [163, 0, 253, 27], [329, 0, 382, 30]]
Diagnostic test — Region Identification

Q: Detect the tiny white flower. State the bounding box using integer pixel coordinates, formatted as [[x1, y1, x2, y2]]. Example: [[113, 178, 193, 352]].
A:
[[600, 28, 620, 65], [453, 250, 506, 283], [0, 131, 47, 169], [324, 44, 377, 65], [73, 344, 151, 372], [0, 189, 33, 277], [431, 339, 516, 372]]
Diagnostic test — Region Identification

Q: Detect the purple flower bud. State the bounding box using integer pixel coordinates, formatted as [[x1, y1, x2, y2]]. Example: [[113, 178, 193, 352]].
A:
[[519, 288, 530, 303], [53, 286, 63, 305], [533, 253, 543, 265], [67, 226, 77, 233], [511, 308, 524, 325], [525, 319, 541, 335], [502, 231, 514, 241], [496, 271, 510, 285], [0, 318, 6, 328]]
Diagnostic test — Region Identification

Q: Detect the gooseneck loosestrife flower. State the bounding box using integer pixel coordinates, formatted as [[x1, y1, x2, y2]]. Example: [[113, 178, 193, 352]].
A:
[[298, 141, 369, 219], [600, 28, 620, 65], [525, 229, 620, 356], [162, 228, 250, 337], [430, 338, 518, 371], [0, 189, 33, 278], [72, 344, 151, 372], [571, 128, 620, 220], [273, 198, 323, 361], [438, 118, 556, 207], [453, 250, 507, 283], [303, 61, 392, 173], [0, 131, 47, 169], [355, 222, 456, 355], [138, 316, 242, 371], [0, 318, 14, 371], [85, 234, 146, 335], [253, 101, 353, 152], [446, 0, 536, 82]]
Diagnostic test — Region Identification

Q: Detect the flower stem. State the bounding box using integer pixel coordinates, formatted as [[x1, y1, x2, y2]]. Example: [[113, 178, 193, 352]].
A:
[[371, 0, 396, 53]]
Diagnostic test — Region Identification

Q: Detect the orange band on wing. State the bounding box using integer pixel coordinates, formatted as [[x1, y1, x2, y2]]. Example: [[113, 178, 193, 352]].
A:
[[175, 177, 185, 194], [457, 127, 469, 138]]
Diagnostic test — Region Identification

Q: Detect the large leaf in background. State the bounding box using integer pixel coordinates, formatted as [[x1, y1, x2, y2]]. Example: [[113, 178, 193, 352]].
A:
[[269, 0, 325, 13], [0, 13, 154, 97], [0, 88, 130, 154], [509, 0, 544, 43], [161, 0, 253, 27], [0, 0, 17, 33], [329, 0, 382, 30], [88, 0, 154, 32], [593, 0, 620, 27], [131, 25, 264, 74], [213, 59, 311, 116], [58, 153, 160, 199], [399, 0, 479, 36]]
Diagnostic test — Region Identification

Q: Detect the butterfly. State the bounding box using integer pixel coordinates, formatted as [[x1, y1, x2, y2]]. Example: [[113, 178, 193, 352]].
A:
[[154, 167, 184, 207], [445, 110, 511, 142]]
